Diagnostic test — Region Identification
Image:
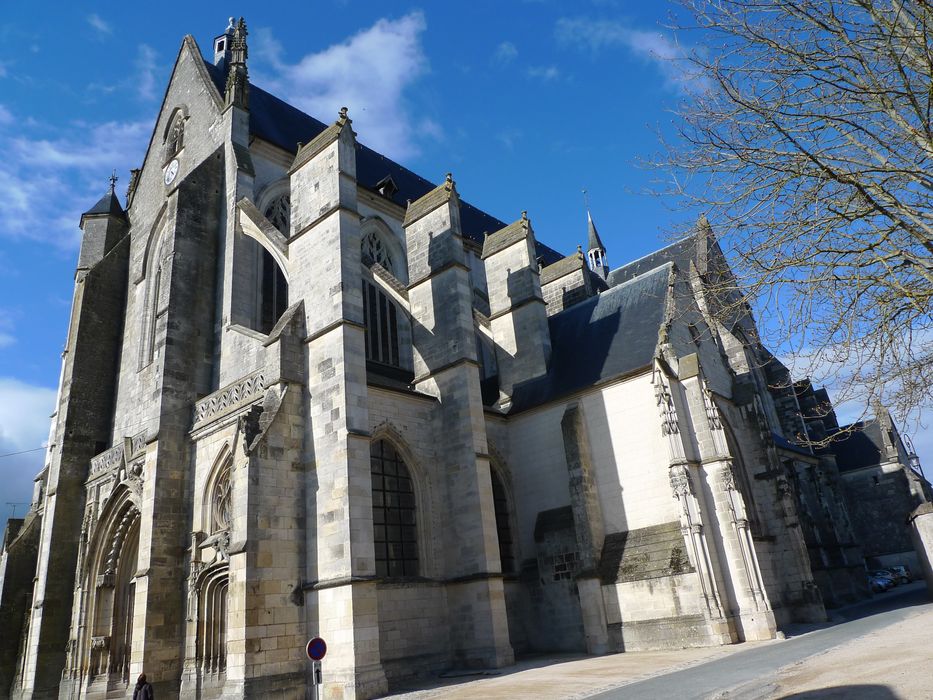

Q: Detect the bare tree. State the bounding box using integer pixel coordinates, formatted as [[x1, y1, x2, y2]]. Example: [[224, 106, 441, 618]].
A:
[[661, 0, 933, 422]]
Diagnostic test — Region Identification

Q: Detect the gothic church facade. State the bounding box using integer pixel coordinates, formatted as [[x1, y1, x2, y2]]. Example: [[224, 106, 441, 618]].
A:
[[0, 19, 870, 700]]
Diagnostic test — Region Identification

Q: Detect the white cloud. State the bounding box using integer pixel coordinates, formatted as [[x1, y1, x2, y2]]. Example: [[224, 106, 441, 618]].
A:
[[135, 45, 158, 101], [87, 14, 112, 36], [0, 378, 56, 512], [254, 12, 430, 161], [0, 104, 12, 125], [493, 41, 518, 66], [555, 17, 708, 94], [0, 119, 150, 248], [527, 65, 562, 81]]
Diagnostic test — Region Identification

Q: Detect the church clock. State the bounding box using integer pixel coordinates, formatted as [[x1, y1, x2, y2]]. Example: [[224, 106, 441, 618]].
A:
[[164, 158, 179, 186]]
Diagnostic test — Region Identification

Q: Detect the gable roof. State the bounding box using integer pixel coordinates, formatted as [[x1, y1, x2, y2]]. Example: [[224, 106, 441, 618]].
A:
[[509, 262, 672, 412], [202, 61, 562, 264]]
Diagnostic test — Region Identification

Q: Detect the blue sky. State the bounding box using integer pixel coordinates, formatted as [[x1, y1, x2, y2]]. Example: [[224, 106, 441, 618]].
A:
[[0, 2, 927, 513]]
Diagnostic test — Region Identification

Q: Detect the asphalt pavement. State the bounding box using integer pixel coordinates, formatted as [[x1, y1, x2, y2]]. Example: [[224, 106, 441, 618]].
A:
[[589, 582, 932, 700]]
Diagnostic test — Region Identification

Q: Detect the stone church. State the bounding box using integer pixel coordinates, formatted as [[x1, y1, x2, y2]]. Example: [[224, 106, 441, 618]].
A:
[[0, 18, 887, 700]]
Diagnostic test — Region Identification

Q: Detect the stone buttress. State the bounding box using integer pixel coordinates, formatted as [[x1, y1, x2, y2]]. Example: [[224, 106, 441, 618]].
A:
[[289, 110, 389, 699], [403, 175, 514, 668]]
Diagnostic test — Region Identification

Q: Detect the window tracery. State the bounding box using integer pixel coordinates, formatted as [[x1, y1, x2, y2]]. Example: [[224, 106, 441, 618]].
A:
[[362, 229, 394, 274], [168, 114, 185, 157], [263, 194, 290, 236], [212, 466, 232, 533]]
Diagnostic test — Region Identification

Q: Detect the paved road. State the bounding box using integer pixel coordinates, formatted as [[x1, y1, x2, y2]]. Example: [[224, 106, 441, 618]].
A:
[[589, 583, 932, 700]]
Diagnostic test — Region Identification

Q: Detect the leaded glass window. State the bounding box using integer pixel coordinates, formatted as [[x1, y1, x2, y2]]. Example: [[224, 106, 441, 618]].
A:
[[371, 440, 418, 578]]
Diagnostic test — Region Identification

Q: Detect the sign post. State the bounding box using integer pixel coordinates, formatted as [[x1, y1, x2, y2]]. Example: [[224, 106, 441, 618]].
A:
[[306, 637, 327, 700]]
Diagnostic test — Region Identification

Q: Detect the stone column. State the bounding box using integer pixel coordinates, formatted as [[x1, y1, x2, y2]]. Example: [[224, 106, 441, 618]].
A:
[[403, 175, 514, 668], [288, 109, 387, 699]]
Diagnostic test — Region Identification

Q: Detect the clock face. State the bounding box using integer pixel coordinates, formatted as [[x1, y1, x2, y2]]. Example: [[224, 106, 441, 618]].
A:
[[164, 159, 179, 186]]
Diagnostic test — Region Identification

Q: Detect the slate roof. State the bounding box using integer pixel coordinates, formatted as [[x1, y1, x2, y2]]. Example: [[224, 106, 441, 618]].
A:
[[828, 421, 886, 472], [82, 190, 125, 218], [508, 263, 672, 413], [203, 61, 562, 264], [606, 235, 696, 288], [587, 212, 604, 251]]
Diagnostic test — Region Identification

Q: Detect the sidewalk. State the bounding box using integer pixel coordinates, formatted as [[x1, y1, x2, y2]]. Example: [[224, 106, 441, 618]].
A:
[[380, 583, 932, 700]]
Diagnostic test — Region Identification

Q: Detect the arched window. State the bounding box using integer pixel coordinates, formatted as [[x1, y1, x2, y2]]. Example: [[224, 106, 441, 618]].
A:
[[362, 229, 394, 274], [211, 461, 232, 533], [491, 469, 515, 574], [362, 281, 400, 368], [264, 194, 290, 236], [197, 566, 229, 675], [167, 114, 185, 157], [371, 439, 418, 578]]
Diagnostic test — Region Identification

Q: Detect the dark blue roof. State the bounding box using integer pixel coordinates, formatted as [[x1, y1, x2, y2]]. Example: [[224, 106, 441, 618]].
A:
[[83, 190, 125, 218], [203, 61, 562, 263], [509, 263, 672, 412], [607, 236, 696, 288], [828, 421, 885, 472]]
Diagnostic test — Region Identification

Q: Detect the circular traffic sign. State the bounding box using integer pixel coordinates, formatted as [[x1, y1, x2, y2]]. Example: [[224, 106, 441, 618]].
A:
[[307, 636, 327, 661]]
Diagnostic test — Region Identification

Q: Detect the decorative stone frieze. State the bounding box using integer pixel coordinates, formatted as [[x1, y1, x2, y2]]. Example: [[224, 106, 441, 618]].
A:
[[193, 370, 266, 429]]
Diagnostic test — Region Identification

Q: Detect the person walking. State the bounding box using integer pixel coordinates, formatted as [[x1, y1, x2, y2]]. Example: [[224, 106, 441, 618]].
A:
[[132, 673, 154, 700]]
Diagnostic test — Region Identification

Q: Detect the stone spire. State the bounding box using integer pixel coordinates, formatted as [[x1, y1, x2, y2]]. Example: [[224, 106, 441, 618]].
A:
[[224, 17, 249, 110], [584, 191, 608, 279]]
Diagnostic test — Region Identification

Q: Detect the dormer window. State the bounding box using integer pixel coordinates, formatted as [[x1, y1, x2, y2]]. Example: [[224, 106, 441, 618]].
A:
[[375, 175, 399, 199], [216, 39, 225, 52]]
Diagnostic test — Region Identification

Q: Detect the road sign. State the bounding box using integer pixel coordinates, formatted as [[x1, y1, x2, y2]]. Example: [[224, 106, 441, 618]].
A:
[[307, 636, 327, 661]]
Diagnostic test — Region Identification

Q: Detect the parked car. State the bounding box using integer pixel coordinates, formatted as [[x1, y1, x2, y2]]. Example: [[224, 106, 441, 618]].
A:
[[872, 570, 899, 586], [872, 568, 911, 586], [888, 565, 912, 584], [868, 573, 895, 593]]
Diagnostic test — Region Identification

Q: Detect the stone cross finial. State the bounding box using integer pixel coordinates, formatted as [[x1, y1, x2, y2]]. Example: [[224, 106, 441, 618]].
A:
[[108, 170, 118, 194], [338, 106, 349, 123]]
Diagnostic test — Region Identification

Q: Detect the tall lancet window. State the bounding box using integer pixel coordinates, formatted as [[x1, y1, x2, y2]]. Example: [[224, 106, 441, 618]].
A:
[[362, 281, 400, 368], [197, 459, 231, 676], [371, 439, 418, 578], [250, 194, 289, 334]]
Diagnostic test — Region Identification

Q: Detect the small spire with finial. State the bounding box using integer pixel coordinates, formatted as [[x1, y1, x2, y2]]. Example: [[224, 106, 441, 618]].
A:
[[108, 169, 118, 195]]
